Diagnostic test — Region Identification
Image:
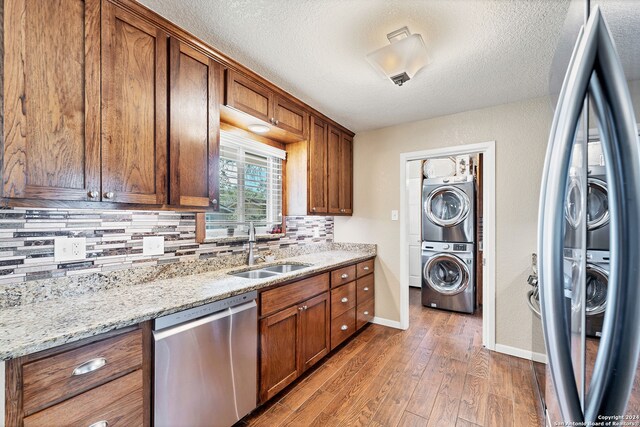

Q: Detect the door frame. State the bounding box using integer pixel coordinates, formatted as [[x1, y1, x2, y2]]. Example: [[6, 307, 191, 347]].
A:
[[399, 140, 496, 350]]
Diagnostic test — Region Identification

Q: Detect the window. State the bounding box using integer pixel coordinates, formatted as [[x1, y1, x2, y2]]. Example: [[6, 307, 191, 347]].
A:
[[206, 130, 285, 238]]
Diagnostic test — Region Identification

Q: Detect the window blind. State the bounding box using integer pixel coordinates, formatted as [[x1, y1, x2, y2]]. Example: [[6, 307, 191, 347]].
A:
[[207, 131, 284, 230]]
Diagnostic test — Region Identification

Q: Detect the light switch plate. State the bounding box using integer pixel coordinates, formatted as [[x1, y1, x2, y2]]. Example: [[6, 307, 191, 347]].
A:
[[391, 210, 399, 221], [54, 237, 87, 262], [143, 236, 164, 256]]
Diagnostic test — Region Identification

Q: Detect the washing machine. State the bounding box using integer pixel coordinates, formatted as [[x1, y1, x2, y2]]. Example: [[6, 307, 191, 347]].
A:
[[421, 241, 475, 313], [422, 175, 475, 243], [586, 250, 609, 338], [564, 166, 610, 250]]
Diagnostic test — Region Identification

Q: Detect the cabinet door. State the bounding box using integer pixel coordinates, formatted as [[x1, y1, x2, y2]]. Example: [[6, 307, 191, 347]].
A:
[[101, 1, 168, 205], [169, 39, 222, 209], [339, 133, 353, 215], [3, 0, 100, 201], [259, 305, 300, 402], [308, 116, 328, 214], [327, 126, 342, 214], [273, 96, 308, 138], [225, 70, 272, 123], [299, 292, 330, 372]]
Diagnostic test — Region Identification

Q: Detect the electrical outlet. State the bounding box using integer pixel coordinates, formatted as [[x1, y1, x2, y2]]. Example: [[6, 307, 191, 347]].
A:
[[54, 237, 87, 262], [143, 236, 164, 256], [391, 210, 399, 221]]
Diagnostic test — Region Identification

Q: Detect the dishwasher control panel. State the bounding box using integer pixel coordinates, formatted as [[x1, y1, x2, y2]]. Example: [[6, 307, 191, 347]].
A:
[[154, 290, 257, 331]]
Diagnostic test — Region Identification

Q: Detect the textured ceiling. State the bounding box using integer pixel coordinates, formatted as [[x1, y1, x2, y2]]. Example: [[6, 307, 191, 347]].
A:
[[139, 0, 574, 132]]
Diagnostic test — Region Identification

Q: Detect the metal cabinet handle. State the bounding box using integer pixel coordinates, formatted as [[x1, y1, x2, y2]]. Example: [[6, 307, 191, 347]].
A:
[[340, 209, 345, 213], [298, 307, 303, 311], [340, 325, 348, 331], [363, 287, 369, 292], [88, 421, 108, 427], [103, 191, 114, 200], [72, 357, 107, 376], [211, 198, 218, 205], [341, 297, 348, 303], [363, 266, 370, 271], [311, 207, 317, 212], [364, 311, 369, 316], [341, 273, 348, 279], [88, 191, 99, 199], [303, 305, 308, 310], [275, 119, 279, 125]]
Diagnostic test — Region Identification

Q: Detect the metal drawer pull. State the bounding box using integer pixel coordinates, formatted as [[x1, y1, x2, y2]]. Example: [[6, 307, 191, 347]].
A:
[[363, 287, 369, 291], [88, 421, 108, 427], [341, 325, 348, 331], [364, 311, 369, 315], [298, 307, 303, 311], [303, 305, 308, 310], [341, 297, 348, 303], [72, 357, 107, 376], [363, 266, 370, 271], [341, 273, 349, 279]]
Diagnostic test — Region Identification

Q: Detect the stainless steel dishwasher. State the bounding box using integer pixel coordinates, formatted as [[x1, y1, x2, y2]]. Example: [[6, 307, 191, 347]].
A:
[[153, 291, 257, 427]]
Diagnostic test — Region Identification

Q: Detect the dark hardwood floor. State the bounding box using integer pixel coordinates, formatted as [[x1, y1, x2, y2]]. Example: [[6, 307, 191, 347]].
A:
[[240, 287, 544, 427]]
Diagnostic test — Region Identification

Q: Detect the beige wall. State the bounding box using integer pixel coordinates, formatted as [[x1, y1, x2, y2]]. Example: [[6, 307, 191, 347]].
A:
[[334, 96, 553, 353]]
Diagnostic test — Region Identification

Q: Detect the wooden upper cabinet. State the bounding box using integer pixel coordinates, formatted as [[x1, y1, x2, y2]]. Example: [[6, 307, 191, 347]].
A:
[[3, 0, 101, 202], [328, 126, 353, 215], [308, 116, 328, 214], [273, 96, 308, 138], [339, 133, 353, 214], [225, 70, 308, 139], [101, 0, 168, 205], [225, 70, 272, 124], [169, 38, 223, 209], [327, 126, 341, 214]]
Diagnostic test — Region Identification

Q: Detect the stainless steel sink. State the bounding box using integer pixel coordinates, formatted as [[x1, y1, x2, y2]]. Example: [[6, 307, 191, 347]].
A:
[[228, 263, 311, 279], [261, 264, 309, 273], [229, 270, 280, 279]]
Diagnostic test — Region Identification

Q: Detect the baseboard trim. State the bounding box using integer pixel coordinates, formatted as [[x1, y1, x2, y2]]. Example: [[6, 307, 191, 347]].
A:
[[494, 343, 547, 364], [372, 316, 404, 330]]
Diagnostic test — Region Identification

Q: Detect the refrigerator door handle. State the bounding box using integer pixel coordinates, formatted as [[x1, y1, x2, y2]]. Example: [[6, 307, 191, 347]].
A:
[[538, 18, 593, 424], [583, 8, 640, 422]]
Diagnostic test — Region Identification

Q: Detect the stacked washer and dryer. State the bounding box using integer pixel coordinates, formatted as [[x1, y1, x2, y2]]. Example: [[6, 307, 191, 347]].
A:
[[421, 161, 476, 314]]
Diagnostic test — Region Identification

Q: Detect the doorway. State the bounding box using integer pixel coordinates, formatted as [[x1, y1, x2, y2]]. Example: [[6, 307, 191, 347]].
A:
[[399, 141, 496, 350]]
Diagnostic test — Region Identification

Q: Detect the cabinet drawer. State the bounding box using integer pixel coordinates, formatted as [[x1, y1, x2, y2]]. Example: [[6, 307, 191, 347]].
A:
[[24, 370, 143, 427], [356, 259, 374, 278], [22, 329, 143, 415], [356, 274, 375, 304], [330, 282, 356, 319], [260, 273, 329, 317], [331, 307, 356, 350], [357, 299, 375, 330], [331, 265, 356, 288]]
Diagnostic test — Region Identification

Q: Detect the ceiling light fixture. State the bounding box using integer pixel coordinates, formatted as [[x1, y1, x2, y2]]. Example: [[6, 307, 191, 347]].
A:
[[366, 26, 429, 86], [247, 124, 270, 134]]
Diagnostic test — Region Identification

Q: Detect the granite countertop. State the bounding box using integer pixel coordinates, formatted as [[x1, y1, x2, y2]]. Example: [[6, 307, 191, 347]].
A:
[[0, 246, 376, 360]]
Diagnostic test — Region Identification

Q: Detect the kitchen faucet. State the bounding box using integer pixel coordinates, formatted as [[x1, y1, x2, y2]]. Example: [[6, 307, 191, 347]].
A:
[[247, 222, 259, 266]]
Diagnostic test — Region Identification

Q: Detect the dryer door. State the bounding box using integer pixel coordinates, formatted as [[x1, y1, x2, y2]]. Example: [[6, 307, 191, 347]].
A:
[[424, 186, 470, 227], [424, 253, 470, 295], [585, 264, 608, 316], [586, 178, 609, 230]]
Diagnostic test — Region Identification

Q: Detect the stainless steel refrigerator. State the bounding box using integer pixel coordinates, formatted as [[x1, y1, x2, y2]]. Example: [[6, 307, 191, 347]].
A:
[[539, 0, 640, 423]]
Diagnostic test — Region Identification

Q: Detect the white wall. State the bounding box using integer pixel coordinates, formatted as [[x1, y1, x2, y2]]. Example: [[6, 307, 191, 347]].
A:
[[335, 96, 552, 353]]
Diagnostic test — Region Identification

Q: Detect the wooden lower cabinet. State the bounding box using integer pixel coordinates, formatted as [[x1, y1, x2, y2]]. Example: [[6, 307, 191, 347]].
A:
[[4, 324, 150, 427], [23, 370, 143, 427], [259, 289, 330, 402], [299, 293, 331, 372]]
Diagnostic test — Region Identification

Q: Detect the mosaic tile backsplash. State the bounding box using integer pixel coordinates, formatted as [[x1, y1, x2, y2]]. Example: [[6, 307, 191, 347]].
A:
[[0, 208, 334, 286]]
